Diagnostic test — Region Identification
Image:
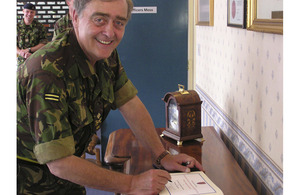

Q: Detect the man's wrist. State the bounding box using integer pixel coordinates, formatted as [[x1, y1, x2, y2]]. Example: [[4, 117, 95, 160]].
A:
[[155, 150, 170, 166], [28, 48, 32, 53]]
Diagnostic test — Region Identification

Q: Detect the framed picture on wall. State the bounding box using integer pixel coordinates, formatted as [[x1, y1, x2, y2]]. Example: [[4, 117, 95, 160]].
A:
[[227, 0, 247, 28], [196, 0, 214, 26]]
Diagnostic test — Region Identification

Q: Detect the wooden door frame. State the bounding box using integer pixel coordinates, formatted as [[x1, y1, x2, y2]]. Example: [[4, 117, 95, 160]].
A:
[[188, 0, 195, 90]]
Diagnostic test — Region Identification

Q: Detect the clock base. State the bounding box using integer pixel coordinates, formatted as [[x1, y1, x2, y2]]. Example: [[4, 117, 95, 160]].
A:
[[160, 134, 183, 145], [161, 130, 203, 145]]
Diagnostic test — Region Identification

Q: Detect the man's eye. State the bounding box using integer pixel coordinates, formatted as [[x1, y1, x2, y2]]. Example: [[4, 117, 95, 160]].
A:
[[94, 17, 104, 25], [96, 18, 102, 23], [115, 21, 125, 28], [115, 21, 123, 26]]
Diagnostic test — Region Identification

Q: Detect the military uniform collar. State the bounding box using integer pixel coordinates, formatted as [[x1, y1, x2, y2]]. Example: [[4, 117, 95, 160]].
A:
[[68, 30, 97, 78], [21, 19, 37, 27]]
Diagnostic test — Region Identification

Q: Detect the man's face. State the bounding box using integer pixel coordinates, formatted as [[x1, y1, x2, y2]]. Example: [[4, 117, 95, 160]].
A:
[[23, 9, 36, 24], [73, 0, 128, 64]]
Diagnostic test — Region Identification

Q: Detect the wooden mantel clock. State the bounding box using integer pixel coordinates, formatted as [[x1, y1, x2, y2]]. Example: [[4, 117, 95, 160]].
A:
[[161, 84, 203, 146]]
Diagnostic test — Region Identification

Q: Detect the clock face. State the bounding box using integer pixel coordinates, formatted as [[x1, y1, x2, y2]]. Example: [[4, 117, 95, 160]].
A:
[[168, 99, 179, 133]]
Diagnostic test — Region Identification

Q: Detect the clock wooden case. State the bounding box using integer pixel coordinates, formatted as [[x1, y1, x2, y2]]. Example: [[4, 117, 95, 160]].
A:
[[162, 86, 203, 145]]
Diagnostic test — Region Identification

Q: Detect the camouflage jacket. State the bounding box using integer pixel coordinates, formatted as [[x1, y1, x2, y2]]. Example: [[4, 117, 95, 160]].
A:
[[17, 19, 48, 66], [17, 30, 137, 164], [53, 14, 73, 40]]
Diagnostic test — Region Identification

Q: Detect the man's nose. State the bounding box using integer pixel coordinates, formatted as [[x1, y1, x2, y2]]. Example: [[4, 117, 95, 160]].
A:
[[102, 21, 114, 38]]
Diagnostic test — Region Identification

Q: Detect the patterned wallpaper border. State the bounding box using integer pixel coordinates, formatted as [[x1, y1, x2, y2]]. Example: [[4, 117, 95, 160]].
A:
[[196, 84, 283, 195]]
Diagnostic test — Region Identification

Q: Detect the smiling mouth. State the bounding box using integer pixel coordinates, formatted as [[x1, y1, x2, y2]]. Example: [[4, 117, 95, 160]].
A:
[[96, 38, 112, 45]]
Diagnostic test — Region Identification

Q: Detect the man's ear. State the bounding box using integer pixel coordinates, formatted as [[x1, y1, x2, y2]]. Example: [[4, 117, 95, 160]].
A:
[[72, 9, 78, 28]]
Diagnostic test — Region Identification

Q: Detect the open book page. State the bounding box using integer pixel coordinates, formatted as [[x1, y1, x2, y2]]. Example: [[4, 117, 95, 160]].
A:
[[159, 171, 223, 195]]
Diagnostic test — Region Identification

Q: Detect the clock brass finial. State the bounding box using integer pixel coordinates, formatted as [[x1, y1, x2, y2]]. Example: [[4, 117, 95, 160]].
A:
[[178, 84, 189, 95]]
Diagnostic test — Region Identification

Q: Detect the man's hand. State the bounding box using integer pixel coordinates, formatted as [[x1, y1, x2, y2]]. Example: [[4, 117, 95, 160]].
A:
[[86, 134, 100, 155], [160, 153, 204, 173], [129, 169, 171, 195], [19, 49, 31, 58], [18, 49, 27, 57], [24, 52, 32, 59]]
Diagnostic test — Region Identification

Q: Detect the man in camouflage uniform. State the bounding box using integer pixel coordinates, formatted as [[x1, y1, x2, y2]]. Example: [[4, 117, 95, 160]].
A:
[[17, 0, 203, 194], [52, 0, 74, 39], [16, 3, 47, 66], [53, 0, 101, 155]]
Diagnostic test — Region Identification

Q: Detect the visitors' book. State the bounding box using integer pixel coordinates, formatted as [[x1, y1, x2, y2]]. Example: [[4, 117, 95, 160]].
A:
[[159, 171, 223, 195]]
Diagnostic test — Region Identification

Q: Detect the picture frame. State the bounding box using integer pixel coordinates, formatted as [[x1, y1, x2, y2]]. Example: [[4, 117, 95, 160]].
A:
[[246, 0, 283, 34], [227, 0, 247, 28], [196, 0, 214, 26]]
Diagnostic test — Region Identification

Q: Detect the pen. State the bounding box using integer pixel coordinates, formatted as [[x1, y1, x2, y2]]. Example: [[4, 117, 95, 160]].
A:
[[152, 164, 173, 182]]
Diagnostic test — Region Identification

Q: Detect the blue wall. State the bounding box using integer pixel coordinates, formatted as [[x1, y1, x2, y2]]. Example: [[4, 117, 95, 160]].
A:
[[100, 0, 189, 158]]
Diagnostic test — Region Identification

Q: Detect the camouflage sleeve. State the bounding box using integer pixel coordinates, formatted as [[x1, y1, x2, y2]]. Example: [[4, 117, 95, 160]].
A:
[[52, 15, 72, 41], [114, 79, 138, 108], [110, 50, 138, 109], [16, 22, 24, 48], [24, 68, 75, 164]]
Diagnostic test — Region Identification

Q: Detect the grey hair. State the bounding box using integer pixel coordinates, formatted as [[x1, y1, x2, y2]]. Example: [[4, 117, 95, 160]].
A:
[[73, 0, 134, 19]]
